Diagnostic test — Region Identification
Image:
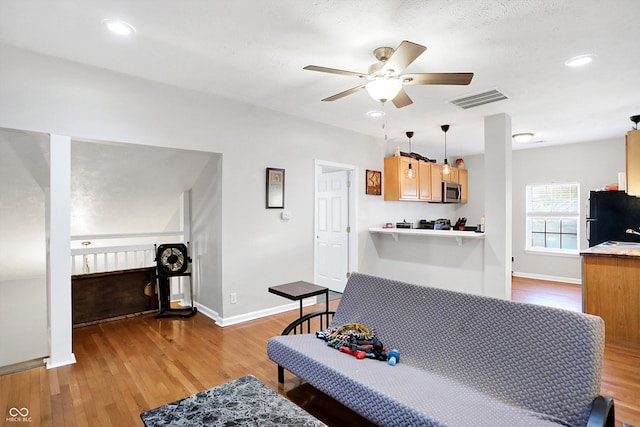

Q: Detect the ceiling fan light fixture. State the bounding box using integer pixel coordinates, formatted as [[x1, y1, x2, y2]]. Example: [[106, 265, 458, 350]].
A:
[[365, 78, 402, 104], [512, 132, 535, 143]]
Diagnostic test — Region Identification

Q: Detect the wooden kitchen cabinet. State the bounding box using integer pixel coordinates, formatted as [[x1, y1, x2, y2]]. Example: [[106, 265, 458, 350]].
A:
[[430, 163, 443, 202], [458, 168, 468, 203], [384, 156, 419, 200], [418, 160, 432, 200], [626, 130, 640, 196], [582, 253, 640, 344], [442, 165, 459, 183], [383, 157, 466, 203]]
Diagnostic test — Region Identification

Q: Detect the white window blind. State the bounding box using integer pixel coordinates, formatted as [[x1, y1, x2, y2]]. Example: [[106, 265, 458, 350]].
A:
[[526, 183, 580, 253]]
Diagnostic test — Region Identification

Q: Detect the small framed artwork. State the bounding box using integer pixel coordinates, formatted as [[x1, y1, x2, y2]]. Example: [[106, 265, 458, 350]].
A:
[[266, 167, 285, 208], [366, 169, 382, 195]]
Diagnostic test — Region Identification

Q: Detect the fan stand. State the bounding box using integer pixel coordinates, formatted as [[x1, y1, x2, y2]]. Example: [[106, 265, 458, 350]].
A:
[[154, 243, 197, 319], [155, 272, 197, 319]]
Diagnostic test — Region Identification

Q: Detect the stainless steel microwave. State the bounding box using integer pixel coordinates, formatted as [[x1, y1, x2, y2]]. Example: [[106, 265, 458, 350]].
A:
[[441, 181, 461, 203]]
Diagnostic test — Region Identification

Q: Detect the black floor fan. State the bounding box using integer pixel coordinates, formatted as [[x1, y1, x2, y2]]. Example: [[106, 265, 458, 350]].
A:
[[155, 243, 197, 318]]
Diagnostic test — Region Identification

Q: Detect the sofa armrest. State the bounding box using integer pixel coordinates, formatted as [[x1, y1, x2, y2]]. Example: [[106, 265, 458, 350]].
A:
[[281, 310, 335, 335], [587, 396, 615, 427], [275, 310, 335, 383]]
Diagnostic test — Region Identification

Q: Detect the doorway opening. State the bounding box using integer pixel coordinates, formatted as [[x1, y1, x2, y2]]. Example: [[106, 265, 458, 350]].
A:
[[314, 160, 357, 293]]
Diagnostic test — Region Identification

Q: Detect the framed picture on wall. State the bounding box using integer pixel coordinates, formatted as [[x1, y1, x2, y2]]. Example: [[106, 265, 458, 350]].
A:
[[266, 167, 285, 208], [366, 169, 382, 195]]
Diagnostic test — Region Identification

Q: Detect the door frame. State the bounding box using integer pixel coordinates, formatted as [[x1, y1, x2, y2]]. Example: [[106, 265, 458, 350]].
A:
[[313, 160, 358, 290]]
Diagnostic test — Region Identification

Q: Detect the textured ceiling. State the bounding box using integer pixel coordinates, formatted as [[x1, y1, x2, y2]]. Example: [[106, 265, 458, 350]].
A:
[[0, 0, 639, 157], [70, 140, 215, 238]]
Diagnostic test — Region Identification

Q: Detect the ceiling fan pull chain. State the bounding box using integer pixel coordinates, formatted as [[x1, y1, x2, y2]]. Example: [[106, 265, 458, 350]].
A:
[[382, 103, 388, 140]]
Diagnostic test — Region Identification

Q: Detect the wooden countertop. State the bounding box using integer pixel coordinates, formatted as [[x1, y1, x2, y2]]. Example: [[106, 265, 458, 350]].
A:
[[581, 243, 640, 258]]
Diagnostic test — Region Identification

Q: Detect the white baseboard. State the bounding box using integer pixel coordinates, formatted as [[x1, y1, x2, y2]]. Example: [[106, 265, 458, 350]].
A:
[[194, 302, 222, 324], [512, 271, 582, 285], [196, 297, 318, 327], [44, 353, 77, 369]]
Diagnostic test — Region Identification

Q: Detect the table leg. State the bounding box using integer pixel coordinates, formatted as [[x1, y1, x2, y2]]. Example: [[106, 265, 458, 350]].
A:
[[325, 290, 329, 312], [299, 300, 303, 334], [324, 290, 330, 329]]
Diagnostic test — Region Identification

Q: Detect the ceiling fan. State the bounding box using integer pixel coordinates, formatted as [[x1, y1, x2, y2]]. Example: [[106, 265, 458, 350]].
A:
[[304, 40, 473, 108]]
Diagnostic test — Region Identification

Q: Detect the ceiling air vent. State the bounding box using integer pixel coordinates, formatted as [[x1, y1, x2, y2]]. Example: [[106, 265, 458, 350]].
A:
[[450, 89, 508, 109]]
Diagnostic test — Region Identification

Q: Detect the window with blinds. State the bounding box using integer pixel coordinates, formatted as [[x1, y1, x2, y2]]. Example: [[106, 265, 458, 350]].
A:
[[525, 183, 580, 254]]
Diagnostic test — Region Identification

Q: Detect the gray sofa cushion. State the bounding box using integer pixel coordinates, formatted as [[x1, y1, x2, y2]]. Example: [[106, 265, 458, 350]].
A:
[[268, 334, 566, 426]]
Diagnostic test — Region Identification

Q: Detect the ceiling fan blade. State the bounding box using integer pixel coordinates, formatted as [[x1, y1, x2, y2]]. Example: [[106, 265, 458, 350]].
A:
[[382, 41, 427, 75], [401, 72, 474, 85], [321, 85, 366, 102], [304, 65, 368, 79], [392, 88, 413, 108]]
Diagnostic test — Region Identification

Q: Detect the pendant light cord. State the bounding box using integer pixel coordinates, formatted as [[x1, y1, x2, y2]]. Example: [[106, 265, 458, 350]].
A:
[[441, 124, 451, 175], [441, 124, 450, 164]]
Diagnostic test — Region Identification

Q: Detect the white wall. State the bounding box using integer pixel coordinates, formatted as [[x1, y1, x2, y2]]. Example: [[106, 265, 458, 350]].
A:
[[512, 138, 625, 282], [0, 129, 49, 278], [190, 154, 223, 314], [0, 129, 49, 367], [0, 278, 48, 366]]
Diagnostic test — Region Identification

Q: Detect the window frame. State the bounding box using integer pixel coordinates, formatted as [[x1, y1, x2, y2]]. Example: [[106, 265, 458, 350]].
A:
[[525, 182, 580, 255]]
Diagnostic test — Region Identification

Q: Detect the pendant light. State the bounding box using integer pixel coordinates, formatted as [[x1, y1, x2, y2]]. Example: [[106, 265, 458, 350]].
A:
[[441, 124, 451, 175], [406, 131, 416, 179]]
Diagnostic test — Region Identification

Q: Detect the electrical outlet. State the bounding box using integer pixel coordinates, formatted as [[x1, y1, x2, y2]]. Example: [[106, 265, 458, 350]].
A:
[[230, 292, 237, 304]]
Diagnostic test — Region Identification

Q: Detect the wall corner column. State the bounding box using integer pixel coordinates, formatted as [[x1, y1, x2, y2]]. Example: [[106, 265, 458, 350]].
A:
[[483, 114, 513, 299], [45, 134, 76, 369]]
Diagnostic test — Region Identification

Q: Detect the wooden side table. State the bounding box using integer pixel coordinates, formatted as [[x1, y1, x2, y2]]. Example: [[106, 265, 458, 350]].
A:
[[269, 281, 329, 333]]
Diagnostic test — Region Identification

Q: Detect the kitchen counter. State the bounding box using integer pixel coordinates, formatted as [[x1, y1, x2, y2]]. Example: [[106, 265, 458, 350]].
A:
[[582, 242, 640, 344], [368, 227, 484, 245], [580, 241, 640, 258], [365, 226, 486, 296]]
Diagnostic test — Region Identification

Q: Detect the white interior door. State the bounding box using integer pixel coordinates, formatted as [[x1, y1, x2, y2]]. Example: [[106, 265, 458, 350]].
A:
[[315, 169, 350, 292]]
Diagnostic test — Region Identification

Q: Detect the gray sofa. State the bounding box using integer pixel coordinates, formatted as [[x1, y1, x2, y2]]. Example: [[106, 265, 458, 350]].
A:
[[267, 273, 614, 427]]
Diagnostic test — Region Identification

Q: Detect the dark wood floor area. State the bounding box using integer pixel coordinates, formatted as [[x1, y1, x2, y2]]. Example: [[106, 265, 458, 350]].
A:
[[1, 276, 638, 426]]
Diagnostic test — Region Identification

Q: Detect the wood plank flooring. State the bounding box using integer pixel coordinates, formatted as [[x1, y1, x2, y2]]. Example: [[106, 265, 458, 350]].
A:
[[1, 276, 638, 427]]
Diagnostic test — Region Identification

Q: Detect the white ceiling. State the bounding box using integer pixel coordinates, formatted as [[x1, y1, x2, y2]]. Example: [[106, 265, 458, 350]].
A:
[[1, 0, 639, 157]]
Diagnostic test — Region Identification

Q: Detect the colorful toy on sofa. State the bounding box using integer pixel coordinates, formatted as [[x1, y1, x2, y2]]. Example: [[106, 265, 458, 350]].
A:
[[316, 323, 388, 361]]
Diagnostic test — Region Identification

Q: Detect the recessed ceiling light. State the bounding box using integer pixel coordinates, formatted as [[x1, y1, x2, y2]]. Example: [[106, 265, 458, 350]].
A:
[[366, 110, 385, 118], [564, 54, 594, 67], [512, 132, 534, 143], [102, 19, 136, 36]]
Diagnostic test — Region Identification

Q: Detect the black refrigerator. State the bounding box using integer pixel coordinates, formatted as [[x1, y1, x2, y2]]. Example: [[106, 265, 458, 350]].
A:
[[586, 190, 640, 247]]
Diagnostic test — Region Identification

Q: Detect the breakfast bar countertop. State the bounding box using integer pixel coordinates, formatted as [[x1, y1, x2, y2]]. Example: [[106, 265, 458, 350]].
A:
[[368, 227, 484, 245], [580, 241, 640, 258]]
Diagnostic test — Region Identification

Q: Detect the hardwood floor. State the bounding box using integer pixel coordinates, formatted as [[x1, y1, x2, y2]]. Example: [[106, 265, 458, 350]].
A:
[[1, 277, 638, 427]]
